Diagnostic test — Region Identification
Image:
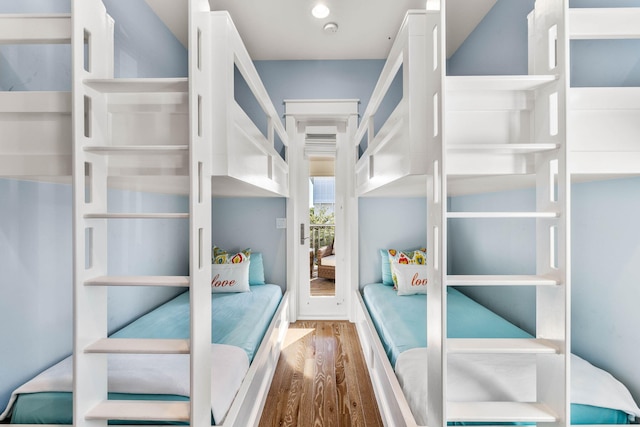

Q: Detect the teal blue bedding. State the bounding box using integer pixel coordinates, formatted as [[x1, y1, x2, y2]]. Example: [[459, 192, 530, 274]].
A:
[[362, 283, 631, 425], [9, 285, 282, 425], [362, 284, 529, 367]]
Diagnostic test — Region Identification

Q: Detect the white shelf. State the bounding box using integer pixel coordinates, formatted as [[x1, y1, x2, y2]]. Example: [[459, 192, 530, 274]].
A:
[[84, 145, 189, 155], [0, 14, 71, 44], [84, 338, 190, 354], [448, 401, 556, 423], [447, 211, 559, 219], [85, 400, 190, 422], [446, 75, 557, 91], [85, 276, 190, 287], [447, 143, 559, 154], [448, 338, 559, 354], [84, 213, 189, 219], [447, 275, 559, 287], [83, 78, 189, 94], [570, 8, 640, 40]]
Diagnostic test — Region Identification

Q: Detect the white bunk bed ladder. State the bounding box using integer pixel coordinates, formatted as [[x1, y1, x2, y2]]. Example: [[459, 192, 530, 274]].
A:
[[72, 0, 212, 425], [443, 0, 570, 425]]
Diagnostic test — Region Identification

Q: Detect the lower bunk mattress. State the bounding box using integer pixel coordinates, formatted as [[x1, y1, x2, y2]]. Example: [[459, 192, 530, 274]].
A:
[[1, 284, 283, 425], [362, 283, 640, 425]]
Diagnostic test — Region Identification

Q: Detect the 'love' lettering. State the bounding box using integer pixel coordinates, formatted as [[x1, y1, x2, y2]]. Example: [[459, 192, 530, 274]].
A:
[[411, 273, 427, 287], [211, 274, 236, 287]]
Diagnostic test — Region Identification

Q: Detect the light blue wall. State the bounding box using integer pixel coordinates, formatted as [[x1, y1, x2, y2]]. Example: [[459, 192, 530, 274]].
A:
[[0, 0, 189, 414], [358, 198, 427, 286], [447, 0, 640, 404], [211, 198, 287, 290]]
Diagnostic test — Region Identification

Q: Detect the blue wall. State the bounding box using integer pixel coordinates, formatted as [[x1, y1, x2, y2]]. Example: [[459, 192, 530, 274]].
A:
[[447, 0, 640, 403], [0, 0, 189, 414], [211, 198, 287, 290]]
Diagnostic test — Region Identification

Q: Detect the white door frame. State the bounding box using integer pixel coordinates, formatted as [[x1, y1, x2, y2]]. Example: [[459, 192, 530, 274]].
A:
[[285, 99, 359, 321]]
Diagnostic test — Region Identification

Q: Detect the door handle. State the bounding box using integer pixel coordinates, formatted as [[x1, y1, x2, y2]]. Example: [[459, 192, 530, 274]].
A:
[[300, 223, 309, 245]]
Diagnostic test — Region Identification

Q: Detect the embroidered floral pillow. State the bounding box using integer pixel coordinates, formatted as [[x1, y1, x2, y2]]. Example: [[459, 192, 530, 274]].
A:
[[393, 263, 428, 296], [212, 246, 251, 264], [387, 248, 426, 288]]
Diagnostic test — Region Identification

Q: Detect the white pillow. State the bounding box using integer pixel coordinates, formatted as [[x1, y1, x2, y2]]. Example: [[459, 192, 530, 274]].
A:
[[393, 263, 428, 296], [211, 261, 250, 293]]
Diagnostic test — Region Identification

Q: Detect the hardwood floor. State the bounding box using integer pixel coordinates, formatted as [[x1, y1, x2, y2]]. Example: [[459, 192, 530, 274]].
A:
[[310, 277, 335, 296], [258, 321, 383, 427]]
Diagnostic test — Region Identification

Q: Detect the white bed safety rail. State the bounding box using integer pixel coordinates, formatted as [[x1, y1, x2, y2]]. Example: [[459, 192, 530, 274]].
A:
[[354, 10, 430, 196], [208, 11, 289, 197], [0, 14, 73, 177]]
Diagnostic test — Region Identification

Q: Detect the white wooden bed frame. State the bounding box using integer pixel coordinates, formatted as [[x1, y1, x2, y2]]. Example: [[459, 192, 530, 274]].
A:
[[354, 1, 640, 426], [0, 1, 290, 426]]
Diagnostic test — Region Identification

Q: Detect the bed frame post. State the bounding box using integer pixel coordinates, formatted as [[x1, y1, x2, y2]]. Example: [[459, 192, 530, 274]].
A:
[[425, 2, 447, 425]]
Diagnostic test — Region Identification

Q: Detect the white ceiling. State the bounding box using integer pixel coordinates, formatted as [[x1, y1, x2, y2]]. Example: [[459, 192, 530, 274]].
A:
[[145, 0, 497, 60]]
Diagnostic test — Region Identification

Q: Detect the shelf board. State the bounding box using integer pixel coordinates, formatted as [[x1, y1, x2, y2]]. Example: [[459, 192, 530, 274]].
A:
[[85, 400, 190, 422], [83, 78, 189, 94], [447, 211, 558, 219], [448, 338, 559, 354], [84, 338, 190, 354], [447, 143, 559, 154], [446, 75, 557, 91], [0, 14, 71, 44], [448, 401, 556, 423], [85, 276, 190, 287], [569, 8, 640, 40], [84, 213, 189, 219], [84, 145, 188, 155], [447, 275, 559, 287]]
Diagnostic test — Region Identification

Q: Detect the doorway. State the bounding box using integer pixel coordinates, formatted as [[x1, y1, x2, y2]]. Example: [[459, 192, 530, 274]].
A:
[[285, 100, 359, 320], [309, 156, 336, 297]]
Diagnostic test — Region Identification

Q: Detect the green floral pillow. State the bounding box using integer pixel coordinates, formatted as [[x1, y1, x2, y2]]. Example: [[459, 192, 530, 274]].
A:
[[212, 246, 251, 264]]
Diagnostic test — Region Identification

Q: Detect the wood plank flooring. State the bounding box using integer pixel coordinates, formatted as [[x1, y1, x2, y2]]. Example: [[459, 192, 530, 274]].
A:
[[310, 277, 336, 297], [258, 321, 383, 427]]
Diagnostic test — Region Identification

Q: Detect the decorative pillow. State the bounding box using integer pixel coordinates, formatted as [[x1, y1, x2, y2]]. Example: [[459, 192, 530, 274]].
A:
[[393, 263, 428, 296], [211, 261, 250, 293], [248, 252, 266, 285], [380, 247, 426, 287], [212, 246, 250, 264], [388, 248, 426, 288]]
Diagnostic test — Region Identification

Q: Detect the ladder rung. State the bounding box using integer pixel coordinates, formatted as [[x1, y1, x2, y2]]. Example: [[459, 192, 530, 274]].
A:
[[447, 211, 558, 219], [84, 338, 190, 354], [447, 275, 559, 287], [85, 400, 190, 422], [85, 276, 190, 287], [447, 401, 557, 423], [448, 338, 559, 354], [84, 213, 189, 219], [83, 78, 189, 94], [447, 143, 559, 154], [84, 145, 188, 155]]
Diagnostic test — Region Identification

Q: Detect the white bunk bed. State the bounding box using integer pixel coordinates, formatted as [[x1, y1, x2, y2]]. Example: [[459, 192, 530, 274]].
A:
[[354, 2, 640, 426], [0, 1, 290, 426]]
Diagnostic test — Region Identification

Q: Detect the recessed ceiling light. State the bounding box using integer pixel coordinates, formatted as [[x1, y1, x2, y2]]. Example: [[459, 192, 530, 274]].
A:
[[312, 4, 330, 19]]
